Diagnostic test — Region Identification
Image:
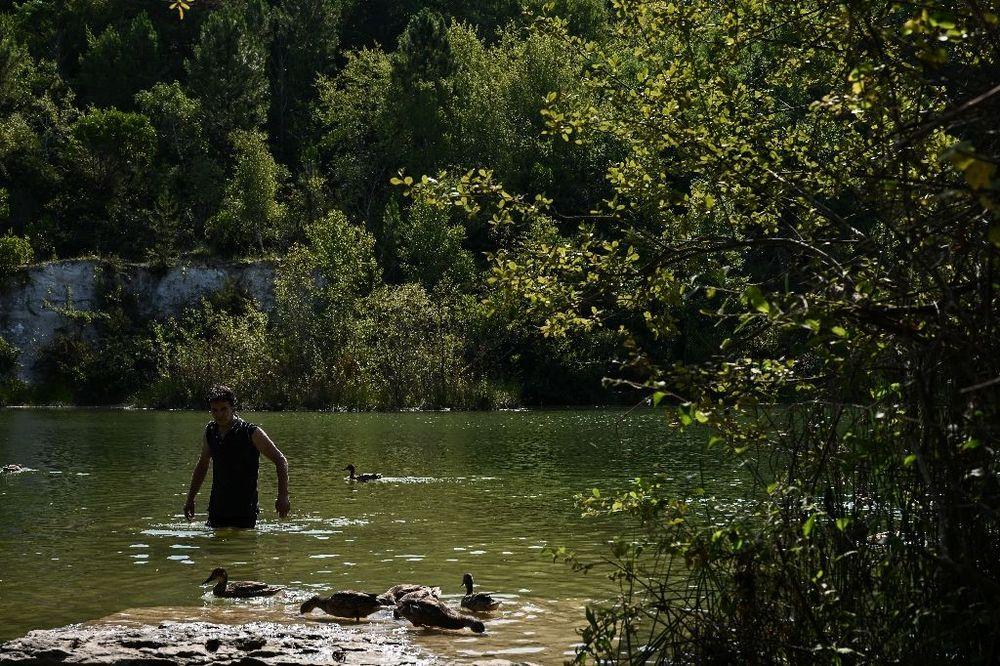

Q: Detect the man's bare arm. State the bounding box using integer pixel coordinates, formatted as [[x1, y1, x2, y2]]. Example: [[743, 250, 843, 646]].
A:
[[184, 434, 211, 521], [252, 428, 290, 518]]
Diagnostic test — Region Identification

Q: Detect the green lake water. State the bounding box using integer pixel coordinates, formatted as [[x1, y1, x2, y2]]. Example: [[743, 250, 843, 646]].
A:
[[0, 408, 744, 664]]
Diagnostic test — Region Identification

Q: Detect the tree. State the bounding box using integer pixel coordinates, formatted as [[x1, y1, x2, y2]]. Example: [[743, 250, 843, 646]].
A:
[[410, 0, 1000, 661], [313, 48, 394, 224], [55, 108, 157, 256], [397, 199, 474, 288], [524, 0, 606, 39], [390, 8, 456, 174], [9, 0, 110, 80], [76, 11, 161, 109], [145, 297, 274, 408], [135, 81, 224, 238], [207, 129, 286, 256], [395, 8, 455, 84], [69, 109, 156, 193], [184, 1, 270, 148], [268, 0, 341, 162], [305, 209, 381, 298], [0, 233, 33, 279], [0, 22, 73, 240], [355, 282, 445, 408], [269, 210, 380, 406]]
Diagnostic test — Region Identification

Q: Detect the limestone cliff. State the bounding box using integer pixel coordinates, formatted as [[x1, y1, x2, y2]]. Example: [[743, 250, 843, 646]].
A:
[[0, 260, 275, 383]]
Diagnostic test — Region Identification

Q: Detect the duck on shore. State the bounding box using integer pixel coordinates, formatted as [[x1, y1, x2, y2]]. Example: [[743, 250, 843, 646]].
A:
[[394, 593, 485, 633], [300, 591, 385, 621], [460, 573, 501, 612], [201, 567, 284, 598], [344, 464, 382, 482]]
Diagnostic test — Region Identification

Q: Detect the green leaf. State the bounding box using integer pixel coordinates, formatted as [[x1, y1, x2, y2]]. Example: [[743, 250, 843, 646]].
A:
[[903, 454, 918, 467], [744, 285, 770, 314], [831, 326, 848, 338], [961, 438, 982, 451], [803, 514, 817, 538], [928, 13, 956, 29], [836, 517, 851, 532], [677, 407, 693, 426]]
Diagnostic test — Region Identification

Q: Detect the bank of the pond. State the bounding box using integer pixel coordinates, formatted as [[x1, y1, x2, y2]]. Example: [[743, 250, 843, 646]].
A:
[[0, 259, 620, 410]]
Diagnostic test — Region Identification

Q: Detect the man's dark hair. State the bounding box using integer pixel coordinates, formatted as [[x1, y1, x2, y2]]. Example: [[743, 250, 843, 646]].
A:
[[207, 384, 237, 407]]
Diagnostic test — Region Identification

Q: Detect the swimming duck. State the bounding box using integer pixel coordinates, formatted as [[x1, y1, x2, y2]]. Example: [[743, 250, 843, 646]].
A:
[[201, 567, 284, 598], [460, 573, 501, 612], [394, 594, 485, 633], [300, 591, 385, 621], [2, 464, 23, 474], [377, 583, 441, 606], [344, 464, 382, 482]]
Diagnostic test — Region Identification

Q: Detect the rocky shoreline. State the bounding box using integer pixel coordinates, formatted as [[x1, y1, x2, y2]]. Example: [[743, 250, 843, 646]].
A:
[[0, 620, 431, 665]]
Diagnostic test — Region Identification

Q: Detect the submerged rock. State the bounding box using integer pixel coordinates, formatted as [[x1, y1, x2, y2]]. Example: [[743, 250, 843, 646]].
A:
[[0, 620, 432, 665]]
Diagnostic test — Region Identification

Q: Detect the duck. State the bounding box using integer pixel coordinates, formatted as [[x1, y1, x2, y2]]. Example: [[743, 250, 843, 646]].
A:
[[460, 573, 501, 612], [2, 464, 23, 474], [344, 464, 382, 482], [300, 591, 385, 621], [394, 593, 485, 633], [201, 567, 284, 598], [377, 583, 441, 606]]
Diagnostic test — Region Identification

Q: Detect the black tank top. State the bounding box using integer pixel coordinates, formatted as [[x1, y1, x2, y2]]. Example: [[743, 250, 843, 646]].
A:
[[206, 417, 260, 524]]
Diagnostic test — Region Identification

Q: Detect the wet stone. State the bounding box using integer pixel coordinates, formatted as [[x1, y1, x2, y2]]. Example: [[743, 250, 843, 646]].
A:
[[0, 621, 433, 665]]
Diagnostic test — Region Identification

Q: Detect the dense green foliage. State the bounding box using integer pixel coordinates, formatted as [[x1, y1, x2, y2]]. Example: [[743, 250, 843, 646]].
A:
[[403, 0, 1000, 662], [0, 233, 32, 277], [0, 0, 617, 408]]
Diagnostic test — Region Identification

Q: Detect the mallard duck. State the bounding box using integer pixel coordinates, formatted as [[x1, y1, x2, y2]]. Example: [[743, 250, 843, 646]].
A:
[[300, 591, 385, 621], [201, 567, 284, 598], [344, 464, 382, 482], [377, 583, 441, 606], [460, 573, 501, 612], [394, 594, 485, 633]]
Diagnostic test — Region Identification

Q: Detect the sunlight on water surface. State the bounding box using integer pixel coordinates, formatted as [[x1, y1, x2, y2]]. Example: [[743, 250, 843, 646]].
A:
[[0, 408, 743, 663]]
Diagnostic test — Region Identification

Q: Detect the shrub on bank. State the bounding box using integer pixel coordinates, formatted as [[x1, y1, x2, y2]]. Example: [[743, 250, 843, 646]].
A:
[[0, 337, 27, 406], [0, 235, 33, 280]]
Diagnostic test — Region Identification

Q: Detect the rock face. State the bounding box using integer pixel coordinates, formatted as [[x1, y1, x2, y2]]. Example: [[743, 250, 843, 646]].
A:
[[0, 260, 275, 383], [0, 620, 431, 665]]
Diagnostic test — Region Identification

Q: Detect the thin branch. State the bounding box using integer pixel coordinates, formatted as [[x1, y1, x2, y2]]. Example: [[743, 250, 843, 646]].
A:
[[895, 81, 1000, 149]]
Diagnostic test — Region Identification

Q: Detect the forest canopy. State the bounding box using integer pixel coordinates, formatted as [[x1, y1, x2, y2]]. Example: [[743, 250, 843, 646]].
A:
[[0, 0, 616, 408]]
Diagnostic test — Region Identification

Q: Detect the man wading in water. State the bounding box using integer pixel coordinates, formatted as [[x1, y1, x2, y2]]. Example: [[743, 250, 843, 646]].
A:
[[183, 385, 290, 528]]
